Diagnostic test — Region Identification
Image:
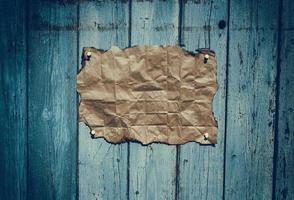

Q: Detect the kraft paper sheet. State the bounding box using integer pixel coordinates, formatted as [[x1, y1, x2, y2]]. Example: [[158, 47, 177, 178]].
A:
[[77, 45, 218, 145]]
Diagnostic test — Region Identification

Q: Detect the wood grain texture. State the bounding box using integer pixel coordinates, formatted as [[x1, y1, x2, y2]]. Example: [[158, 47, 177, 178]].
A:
[[225, 0, 279, 199], [27, 1, 77, 199], [78, 1, 129, 199], [0, 0, 27, 199], [128, 1, 179, 199], [2, 1, 293, 199], [274, 0, 294, 199], [178, 0, 228, 199]]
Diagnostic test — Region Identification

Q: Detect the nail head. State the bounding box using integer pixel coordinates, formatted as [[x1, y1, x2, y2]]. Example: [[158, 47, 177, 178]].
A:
[[91, 130, 96, 135], [204, 54, 209, 63], [203, 133, 209, 140]]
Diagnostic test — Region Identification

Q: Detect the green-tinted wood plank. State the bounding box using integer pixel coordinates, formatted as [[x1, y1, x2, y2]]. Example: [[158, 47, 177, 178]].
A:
[[78, 1, 129, 199], [178, 0, 228, 199], [225, 0, 279, 199], [28, 1, 77, 199], [275, 0, 294, 199], [129, 1, 179, 199], [0, 0, 27, 199]]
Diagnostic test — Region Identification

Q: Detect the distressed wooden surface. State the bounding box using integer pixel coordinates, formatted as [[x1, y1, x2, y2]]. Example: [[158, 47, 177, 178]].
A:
[[78, 1, 129, 199], [1, 0, 293, 200], [128, 1, 179, 199], [274, 0, 294, 199], [225, 0, 279, 199], [0, 0, 27, 199], [178, 0, 228, 199], [27, 1, 77, 199]]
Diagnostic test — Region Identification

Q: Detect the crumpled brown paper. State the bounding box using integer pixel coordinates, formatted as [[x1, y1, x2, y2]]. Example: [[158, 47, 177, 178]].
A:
[[77, 45, 218, 145]]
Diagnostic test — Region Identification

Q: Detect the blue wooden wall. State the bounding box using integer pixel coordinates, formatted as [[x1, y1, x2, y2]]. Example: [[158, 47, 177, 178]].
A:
[[0, 0, 293, 200]]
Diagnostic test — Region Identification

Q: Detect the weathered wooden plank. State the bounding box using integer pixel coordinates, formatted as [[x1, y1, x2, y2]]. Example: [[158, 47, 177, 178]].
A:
[[274, 0, 294, 199], [27, 1, 77, 199], [225, 0, 279, 199], [128, 1, 179, 199], [78, 1, 129, 199], [178, 0, 228, 199], [0, 0, 27, 199]]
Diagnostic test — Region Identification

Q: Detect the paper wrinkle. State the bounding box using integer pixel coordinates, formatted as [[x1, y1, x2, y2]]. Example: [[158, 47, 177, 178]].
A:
[[77, 45, 218, 145]]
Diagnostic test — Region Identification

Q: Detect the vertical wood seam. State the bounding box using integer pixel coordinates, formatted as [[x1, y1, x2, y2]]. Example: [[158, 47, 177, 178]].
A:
[[128, 0, 132, 48], [175, 147, 181, 200], [25, 0, 29, 199], [127, 143, 130, 200], [223, 0, 231, 199], [207, 1, 212, 49], [76, 1, 80, 199], [175, 1, 183, 199], [127, 1, 132, 199], [178, 0, 183, 46], [272, 0, 283, 199]]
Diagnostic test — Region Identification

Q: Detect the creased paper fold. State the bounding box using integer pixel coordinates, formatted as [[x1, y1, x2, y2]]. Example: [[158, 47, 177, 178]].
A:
[[77, 45, 218, 145]]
